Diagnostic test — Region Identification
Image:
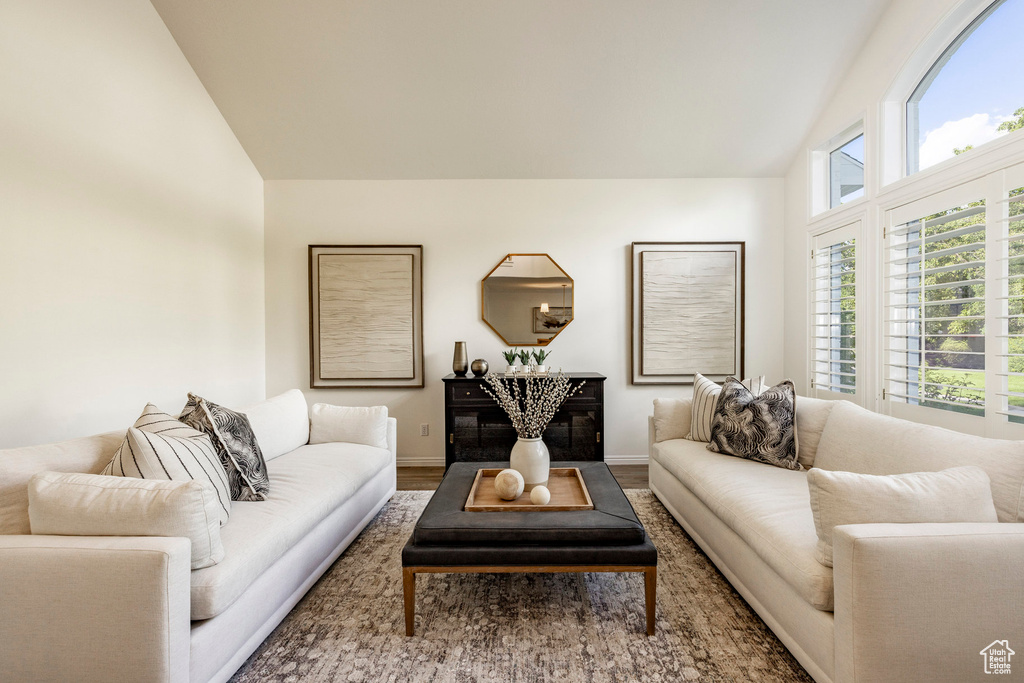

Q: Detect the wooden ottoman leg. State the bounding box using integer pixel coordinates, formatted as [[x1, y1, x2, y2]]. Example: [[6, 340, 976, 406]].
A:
[[403, 567, 416, 636], [644, 566, 656, 635]]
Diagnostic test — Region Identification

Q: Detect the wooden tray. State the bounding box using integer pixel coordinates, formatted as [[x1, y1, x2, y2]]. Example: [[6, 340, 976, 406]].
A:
[[465, 468, 594, 512]]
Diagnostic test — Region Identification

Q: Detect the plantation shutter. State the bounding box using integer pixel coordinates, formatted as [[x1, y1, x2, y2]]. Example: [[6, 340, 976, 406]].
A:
[[884, 182, 987, 421], [810, 223, 859, 398], [996, 180, 1024, 424]]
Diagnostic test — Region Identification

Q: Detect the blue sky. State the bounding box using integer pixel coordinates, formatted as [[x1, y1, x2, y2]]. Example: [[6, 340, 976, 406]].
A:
[[840, 134, 864, 163], [915, 0, 1024, 165]]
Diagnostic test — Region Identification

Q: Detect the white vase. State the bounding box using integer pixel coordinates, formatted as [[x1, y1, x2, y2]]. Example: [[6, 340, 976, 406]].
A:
[[505, 364, 520, 375], [510, 437, 550, 491]]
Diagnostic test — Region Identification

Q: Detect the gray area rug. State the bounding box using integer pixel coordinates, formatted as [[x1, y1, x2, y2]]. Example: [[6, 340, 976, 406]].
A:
[[230, 490, 813, 682]]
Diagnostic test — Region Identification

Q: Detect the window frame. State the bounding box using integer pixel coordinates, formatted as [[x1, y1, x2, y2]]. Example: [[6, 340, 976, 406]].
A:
[[879, 0, 1018, 189], [811, 120, 866, 217], [809, 221, 862, 402], [904, 0, 1009, 176], [878, 163, 1024, 439], [803, 0, 1024, 442]]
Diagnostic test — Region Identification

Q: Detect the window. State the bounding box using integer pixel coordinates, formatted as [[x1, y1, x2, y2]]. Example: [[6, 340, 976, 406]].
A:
[[886, 195, 986, 416], [906, 0, 1024, 174], [830, 135, 865, 208], [811, 224, 858, 397], [1001, 185, 1024, 422]]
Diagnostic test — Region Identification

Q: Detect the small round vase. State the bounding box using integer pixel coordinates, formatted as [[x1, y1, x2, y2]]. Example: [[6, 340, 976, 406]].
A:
[[471, 359, 489, 377], [510, 437, 550, 491]]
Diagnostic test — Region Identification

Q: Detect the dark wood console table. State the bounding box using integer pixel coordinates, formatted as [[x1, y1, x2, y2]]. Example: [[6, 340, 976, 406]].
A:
[[442, 372, 605, 470]]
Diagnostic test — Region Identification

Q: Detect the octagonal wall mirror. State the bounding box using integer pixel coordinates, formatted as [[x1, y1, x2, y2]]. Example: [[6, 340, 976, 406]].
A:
[[482, 254, 574, 346]]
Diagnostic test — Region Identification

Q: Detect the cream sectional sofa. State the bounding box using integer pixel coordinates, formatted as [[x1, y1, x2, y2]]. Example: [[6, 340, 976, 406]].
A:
[[649, 397, 1024, 683], [0, 390, 397, 683]]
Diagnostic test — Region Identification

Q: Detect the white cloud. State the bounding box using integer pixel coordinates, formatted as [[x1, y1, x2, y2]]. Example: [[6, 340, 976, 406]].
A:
[[919, 113, 1012, 170]]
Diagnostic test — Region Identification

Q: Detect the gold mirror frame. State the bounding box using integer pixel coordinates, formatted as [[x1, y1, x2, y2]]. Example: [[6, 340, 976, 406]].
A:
[[481, 253, 574, 346]]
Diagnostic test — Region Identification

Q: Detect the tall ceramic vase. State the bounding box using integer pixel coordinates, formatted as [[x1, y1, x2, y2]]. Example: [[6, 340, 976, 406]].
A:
[[510, 437, 549, 491]]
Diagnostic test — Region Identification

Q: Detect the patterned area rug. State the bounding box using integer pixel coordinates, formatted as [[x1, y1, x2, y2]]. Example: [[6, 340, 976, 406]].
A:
[[230, 490, 813, 682]]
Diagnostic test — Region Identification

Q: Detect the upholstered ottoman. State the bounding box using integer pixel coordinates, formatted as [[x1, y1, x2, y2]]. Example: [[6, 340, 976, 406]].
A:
[[401, 461, 657, 635]]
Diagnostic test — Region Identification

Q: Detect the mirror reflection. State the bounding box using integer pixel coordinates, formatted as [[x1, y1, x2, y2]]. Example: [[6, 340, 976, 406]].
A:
[[481, 254, 574, 346]]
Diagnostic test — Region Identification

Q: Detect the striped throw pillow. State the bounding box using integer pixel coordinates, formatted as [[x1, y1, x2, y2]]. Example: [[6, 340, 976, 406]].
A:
[[102, 404, 231, 525], [687, 373, 767, 443]]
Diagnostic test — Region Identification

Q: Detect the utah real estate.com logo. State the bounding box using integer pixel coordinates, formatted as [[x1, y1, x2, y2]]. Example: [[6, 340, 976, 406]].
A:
[[980, 640, 1014, 675]]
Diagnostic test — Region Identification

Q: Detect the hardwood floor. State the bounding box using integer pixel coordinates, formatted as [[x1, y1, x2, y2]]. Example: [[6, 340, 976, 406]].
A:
[[397, 464, 648, 491]]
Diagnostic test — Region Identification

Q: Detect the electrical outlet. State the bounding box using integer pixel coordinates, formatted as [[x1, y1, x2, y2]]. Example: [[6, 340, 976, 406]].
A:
[[420, 423, 429, 436]]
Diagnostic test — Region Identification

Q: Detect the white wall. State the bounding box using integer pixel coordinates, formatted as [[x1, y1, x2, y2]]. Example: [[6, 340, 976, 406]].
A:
[[0, 0, 265, 448], [266, 179, 785, 464]]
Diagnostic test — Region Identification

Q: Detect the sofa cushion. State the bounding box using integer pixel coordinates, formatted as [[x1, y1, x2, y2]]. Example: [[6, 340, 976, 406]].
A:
[[189, 442, 390, 620], [815, 401, 1024, 523], [653, 438, 834, 611], [795, 396, 835, 468], [0, 431, 124, 535], [240, 390, 309, 462]]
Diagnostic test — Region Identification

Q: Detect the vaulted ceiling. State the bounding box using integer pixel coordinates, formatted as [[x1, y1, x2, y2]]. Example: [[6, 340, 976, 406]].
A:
[[151, 0, 890, 179]]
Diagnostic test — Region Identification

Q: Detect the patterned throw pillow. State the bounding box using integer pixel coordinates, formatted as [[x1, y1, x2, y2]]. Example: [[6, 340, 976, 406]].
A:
[[179, 394, 270, 502], [102, 404, 232, 525], [687, 373, 767, 443], [707, 378, 801, 471]]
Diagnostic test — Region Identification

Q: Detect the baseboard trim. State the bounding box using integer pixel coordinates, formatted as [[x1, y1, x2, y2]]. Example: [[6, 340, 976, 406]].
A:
[[605, 454, 649, 466], [396, 454, 445, 467]]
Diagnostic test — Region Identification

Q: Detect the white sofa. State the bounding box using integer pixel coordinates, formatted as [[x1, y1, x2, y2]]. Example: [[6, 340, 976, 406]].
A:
[[0, 390, 397, 683], [649, 397, 1024, 683]]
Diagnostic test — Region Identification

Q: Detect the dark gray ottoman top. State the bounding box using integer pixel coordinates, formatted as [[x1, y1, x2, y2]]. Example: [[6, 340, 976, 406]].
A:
[[409, 461, 648, 546]]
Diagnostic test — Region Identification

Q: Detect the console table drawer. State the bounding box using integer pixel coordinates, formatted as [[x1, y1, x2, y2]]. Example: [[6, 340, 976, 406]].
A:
[[448, 383, 492, 403]]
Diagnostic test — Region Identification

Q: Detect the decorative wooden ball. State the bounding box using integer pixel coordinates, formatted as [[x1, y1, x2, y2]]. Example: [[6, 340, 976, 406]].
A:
[[530, 485, 551, 506], [494, 469, 525, 500]]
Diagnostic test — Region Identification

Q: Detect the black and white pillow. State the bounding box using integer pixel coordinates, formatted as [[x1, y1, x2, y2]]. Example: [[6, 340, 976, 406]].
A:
[[707, 378, 802, 471], [687, 372, 767, 443], [102, 404, 232, 525], [179, 394, 270, 502]]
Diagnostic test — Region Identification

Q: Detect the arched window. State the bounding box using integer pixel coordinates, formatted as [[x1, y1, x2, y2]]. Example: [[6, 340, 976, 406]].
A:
[[906, 0, 1024, 174]]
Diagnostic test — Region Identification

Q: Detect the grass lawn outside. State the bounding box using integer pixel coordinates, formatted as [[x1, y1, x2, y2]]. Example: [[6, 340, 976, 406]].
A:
[[921, 368, 1024, 413]]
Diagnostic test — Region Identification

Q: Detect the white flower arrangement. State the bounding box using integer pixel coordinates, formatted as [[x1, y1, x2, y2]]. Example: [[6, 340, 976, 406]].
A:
[[482, 370, 584, 439]]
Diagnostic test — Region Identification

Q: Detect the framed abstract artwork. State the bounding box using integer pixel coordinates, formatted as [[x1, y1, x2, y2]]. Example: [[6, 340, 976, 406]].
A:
[[309, 245, 424, 388], [630, 242, 744, 385]]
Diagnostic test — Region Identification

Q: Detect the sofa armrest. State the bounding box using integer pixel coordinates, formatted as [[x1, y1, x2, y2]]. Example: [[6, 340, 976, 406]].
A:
[[833, 522, 1024, 683], [386, 416, 397, 464], [0, 535, 191, 683]]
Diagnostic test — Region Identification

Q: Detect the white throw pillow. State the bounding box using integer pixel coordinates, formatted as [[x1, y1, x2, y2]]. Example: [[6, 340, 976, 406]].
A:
[[814, 400, 1024, 523], [807, 466, 999, 567], [102, 404, 232, 526], [652, 398, 692, 443], [241, 389, 310, 461], [309, 404, 389, 449], [27, 471, 225, 569], [687, 373, 766, 442]]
